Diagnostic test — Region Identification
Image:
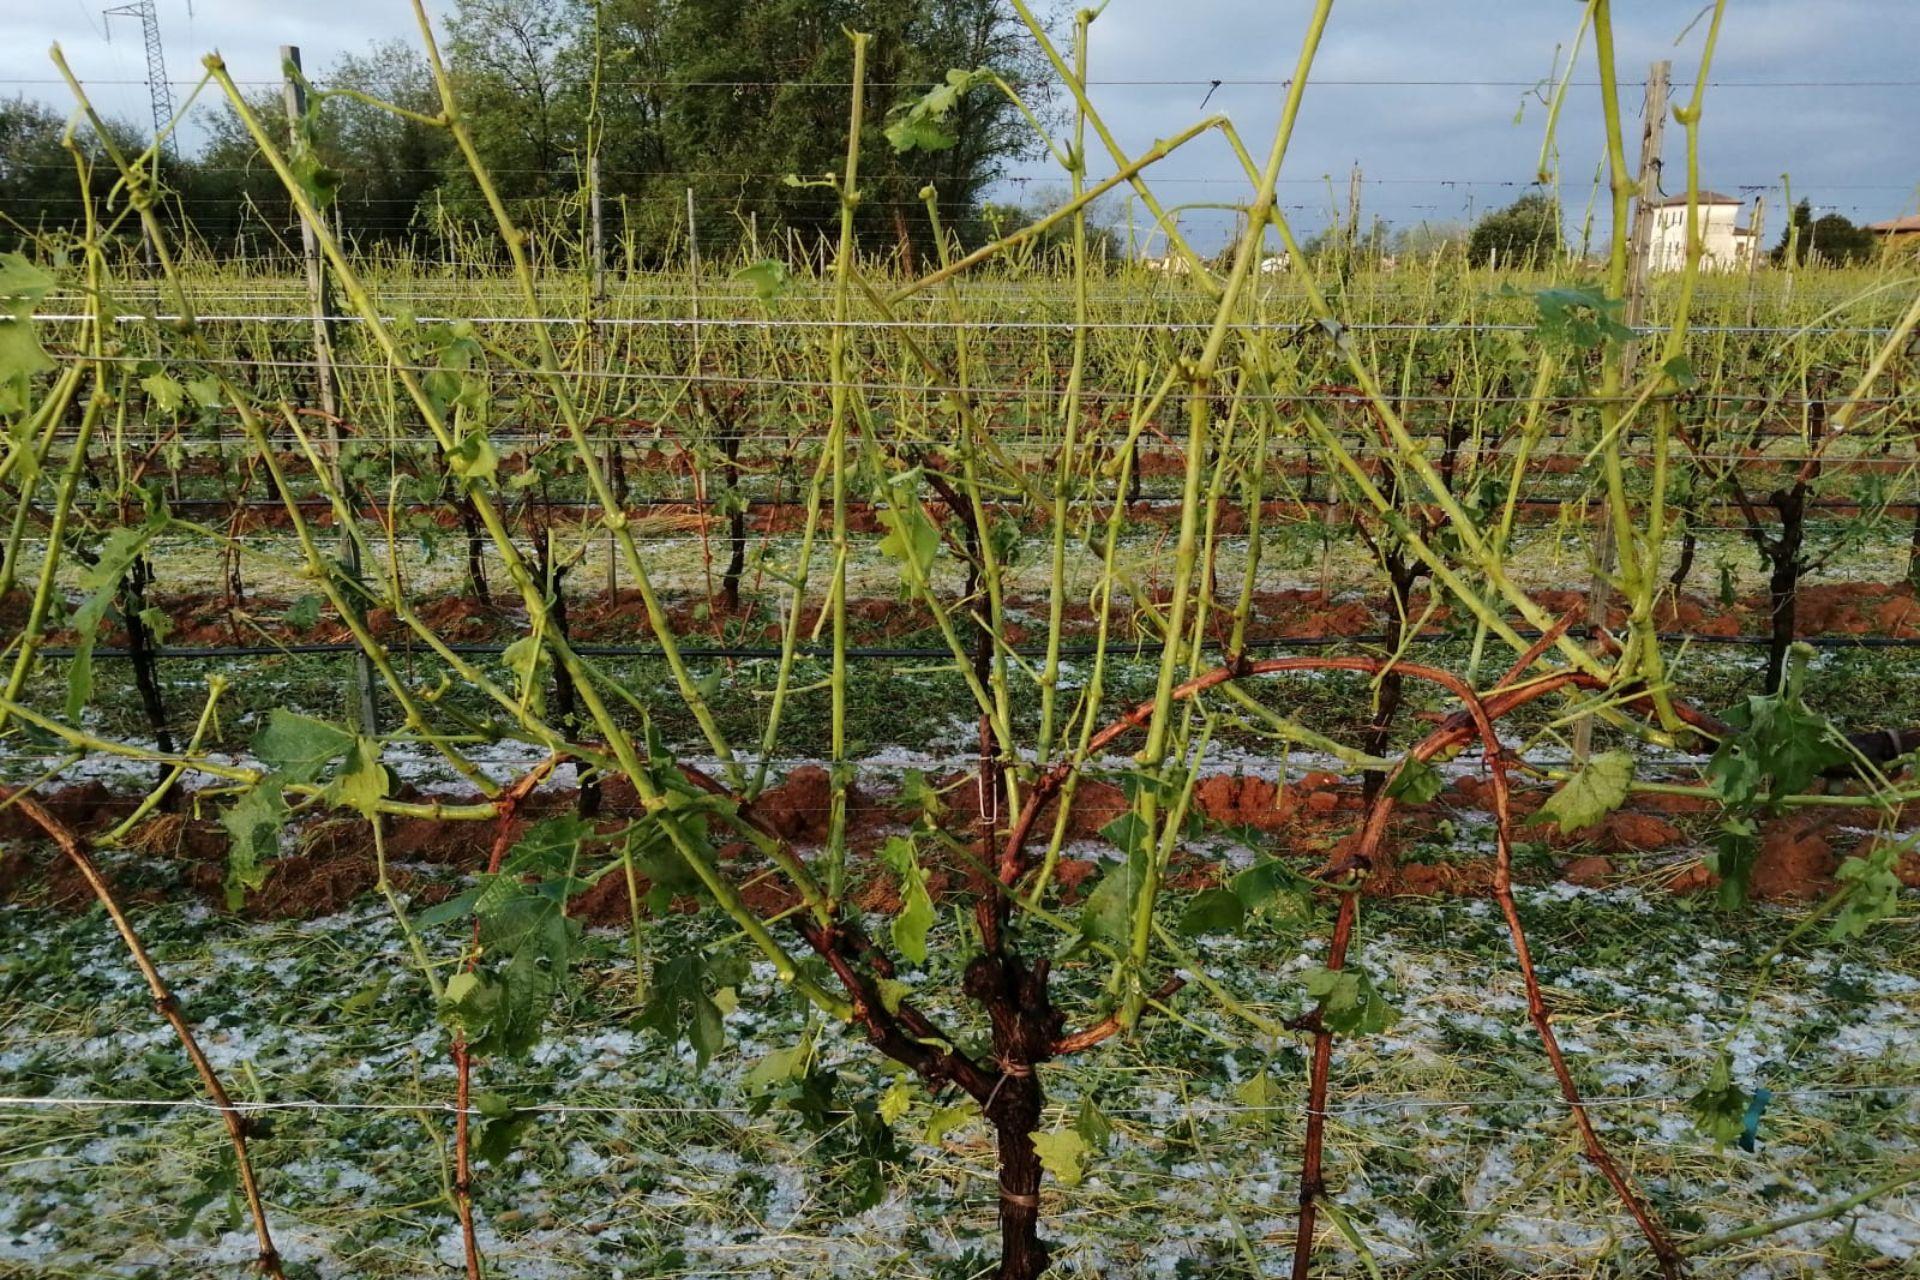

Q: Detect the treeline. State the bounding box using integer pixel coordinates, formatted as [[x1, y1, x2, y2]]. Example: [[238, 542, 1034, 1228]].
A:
[[0, 0, 1051, 263]]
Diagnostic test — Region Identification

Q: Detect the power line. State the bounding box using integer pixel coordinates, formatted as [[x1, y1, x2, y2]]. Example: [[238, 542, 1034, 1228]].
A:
[[11, 161, 1915, 192], [7, 76, 1920, 89]]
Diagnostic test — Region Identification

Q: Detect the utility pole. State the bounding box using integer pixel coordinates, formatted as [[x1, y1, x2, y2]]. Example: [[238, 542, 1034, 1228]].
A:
[[284, 46, 378, 736], [1575, 59, 1668, 760]]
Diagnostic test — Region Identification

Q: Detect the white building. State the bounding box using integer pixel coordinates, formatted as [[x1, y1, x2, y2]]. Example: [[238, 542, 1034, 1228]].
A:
[[1646, 191, 1759, 271]]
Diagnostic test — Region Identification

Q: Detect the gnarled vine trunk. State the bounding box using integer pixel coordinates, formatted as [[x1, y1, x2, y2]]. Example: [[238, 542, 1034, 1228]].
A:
[[966, 950, 1063, 1280]]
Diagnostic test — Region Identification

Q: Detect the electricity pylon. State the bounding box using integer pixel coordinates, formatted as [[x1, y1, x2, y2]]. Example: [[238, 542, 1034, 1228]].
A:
[[103, 1, 176, 156]]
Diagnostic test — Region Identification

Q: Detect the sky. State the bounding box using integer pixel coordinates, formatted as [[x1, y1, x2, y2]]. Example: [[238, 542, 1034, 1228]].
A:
[[4, 0, 1916, 251]]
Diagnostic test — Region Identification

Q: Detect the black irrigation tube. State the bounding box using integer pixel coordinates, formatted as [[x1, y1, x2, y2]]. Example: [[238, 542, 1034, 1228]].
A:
[[39, 629, 1920, 664]]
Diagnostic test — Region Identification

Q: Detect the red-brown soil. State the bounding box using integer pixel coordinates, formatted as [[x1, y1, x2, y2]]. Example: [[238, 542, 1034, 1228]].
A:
[[39, 576, 1920, 657], [2, 758, 1910, 922]]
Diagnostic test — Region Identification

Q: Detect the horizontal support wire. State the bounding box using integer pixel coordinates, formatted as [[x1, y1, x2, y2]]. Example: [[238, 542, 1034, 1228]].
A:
[[32, 313, 1907, 336], [4, 1082, 1915, 1120], [129, 495, 1920, 515], [36, 352, 1919, 414]]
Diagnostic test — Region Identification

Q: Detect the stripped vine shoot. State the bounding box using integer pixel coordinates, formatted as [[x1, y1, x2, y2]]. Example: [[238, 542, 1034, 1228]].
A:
[[3, 2, 1920, 1278]]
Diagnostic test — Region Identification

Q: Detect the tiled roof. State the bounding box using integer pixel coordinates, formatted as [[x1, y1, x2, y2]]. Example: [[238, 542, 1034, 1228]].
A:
[[1646, 190, 1744, 206]]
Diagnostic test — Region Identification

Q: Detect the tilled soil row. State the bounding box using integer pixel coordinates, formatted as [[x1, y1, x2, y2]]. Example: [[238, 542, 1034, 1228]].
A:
[[5, 766, 1913, 925]]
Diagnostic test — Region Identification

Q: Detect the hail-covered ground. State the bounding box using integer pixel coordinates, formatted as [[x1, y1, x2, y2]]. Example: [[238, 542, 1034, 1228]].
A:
[[2, 858, 1915, 1279]]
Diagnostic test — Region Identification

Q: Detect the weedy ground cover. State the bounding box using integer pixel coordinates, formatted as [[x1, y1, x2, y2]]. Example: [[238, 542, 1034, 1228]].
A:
[[3, 882, 1917, 1278], [2, 0, 1918, 1277]]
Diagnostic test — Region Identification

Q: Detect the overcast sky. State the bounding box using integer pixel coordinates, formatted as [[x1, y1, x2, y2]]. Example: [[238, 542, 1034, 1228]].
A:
[[6, 0, 1915, 249]]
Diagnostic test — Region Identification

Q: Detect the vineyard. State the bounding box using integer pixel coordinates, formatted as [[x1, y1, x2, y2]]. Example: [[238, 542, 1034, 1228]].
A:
[[3, 1, 1920, 1278]]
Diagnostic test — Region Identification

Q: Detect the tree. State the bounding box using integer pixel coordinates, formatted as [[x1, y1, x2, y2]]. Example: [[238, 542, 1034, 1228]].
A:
[[185, 42, 451, 253], [655, 0, 1050, 263], [1466, 192, 1562, 266], [2, 1, 1050, 262], [442, 0, 586, 217], [327, 42, 454, 246], [1294, 214, 1394, 264], [1773, 198, 1876, 266], [979, 186, 1123, 261], [0, 96, 148, 254], [187, 89, 298, 255], [0, 97, 81, 251], [1393, 219, 1470, 259]]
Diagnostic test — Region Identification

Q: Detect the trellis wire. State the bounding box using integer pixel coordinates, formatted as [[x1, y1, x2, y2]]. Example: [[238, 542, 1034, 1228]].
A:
[[5, 1081, 1915, 1119], [34, 313, 1909, 337], [39, 352, 1920, 413]]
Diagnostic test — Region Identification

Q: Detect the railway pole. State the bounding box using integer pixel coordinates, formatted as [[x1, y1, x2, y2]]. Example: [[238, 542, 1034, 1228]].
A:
[[1574, 59, 1667, 760], [283, 45, 379, 736]]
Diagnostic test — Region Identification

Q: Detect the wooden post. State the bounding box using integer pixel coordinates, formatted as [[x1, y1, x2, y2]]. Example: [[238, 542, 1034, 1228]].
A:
[[1347, 161, 1363, 259], [1743, 194, 1766, 328], [1623, 61, 1671, 328], [284, 45, 378, 735], [685, 187, 700, 280], [589, 152, 607, 309], [1575, 59, 1667, 759], [587, 153, 619, 601], [685, 186, 703, 350], [686, 186, 703, 363], [620, 192, 635, 277]]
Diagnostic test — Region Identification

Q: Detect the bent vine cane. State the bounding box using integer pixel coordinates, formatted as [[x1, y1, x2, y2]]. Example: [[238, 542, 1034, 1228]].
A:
[[4, 788, 288, 1279]]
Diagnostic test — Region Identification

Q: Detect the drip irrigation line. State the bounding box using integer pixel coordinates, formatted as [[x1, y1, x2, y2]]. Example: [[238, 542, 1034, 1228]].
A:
[[8, 518, 1909, 550], [38, 628, 1920, 665]]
